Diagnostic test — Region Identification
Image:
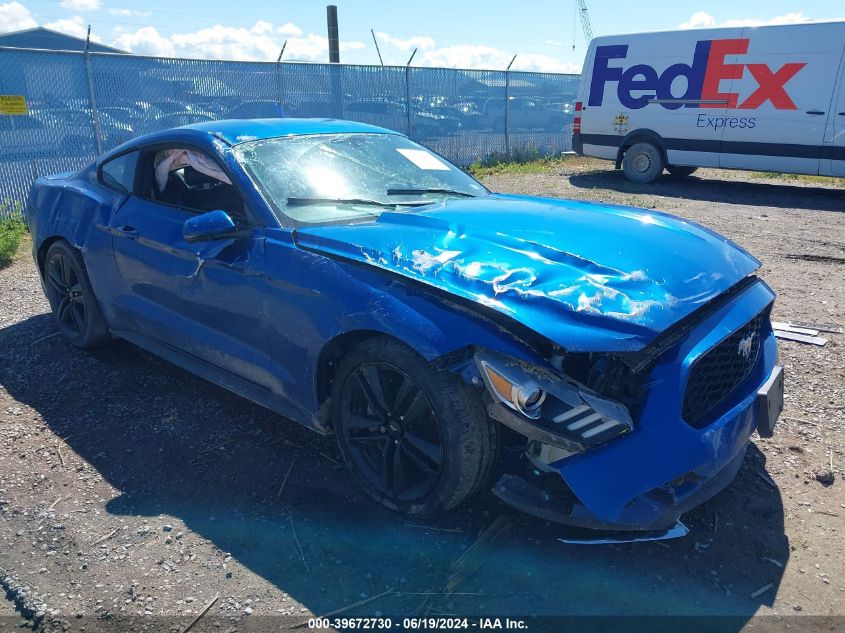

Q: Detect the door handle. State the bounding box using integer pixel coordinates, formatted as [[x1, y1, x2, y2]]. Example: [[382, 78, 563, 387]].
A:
[[806, 110, 826, 115], [116, 225, 139, 239], [839, 112, 845, 116]]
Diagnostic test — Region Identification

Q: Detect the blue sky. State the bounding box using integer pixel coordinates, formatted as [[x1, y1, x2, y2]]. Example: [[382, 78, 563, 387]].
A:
[[1, 0, 843, 71]]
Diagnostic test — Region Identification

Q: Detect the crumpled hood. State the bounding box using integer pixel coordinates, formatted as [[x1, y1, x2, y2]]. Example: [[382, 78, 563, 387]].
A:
[[294, 194, 760, 352]]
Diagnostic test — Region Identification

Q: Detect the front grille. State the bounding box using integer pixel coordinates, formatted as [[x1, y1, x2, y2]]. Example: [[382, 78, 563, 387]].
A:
[[682, 313, 763, 429]]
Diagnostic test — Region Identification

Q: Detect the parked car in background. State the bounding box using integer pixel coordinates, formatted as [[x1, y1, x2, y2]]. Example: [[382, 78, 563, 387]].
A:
[[573, 21, 845, 182], [135, 112, 216, 135], [450, 100, 486, 129], [285, 99, 335, 119], [0, 113, 59, 160], [225, 100, 285, 119], [344, 98, 459, 140], [483, 96, 566, 131], [25, 118, 783, 538], [343, 98, 408, 133], [34, 108, 134, 151]]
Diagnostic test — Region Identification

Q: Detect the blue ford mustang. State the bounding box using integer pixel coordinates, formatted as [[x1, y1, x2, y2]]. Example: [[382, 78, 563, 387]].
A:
[[25, 118, 783, 536]]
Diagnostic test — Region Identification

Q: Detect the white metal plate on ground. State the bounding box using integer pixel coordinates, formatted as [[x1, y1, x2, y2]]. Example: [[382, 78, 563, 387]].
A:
[[773, 330, 828, 346]]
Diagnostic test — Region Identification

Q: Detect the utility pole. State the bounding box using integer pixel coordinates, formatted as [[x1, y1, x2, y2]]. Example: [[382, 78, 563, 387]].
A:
[[327, 5, 340, 63], [326, 6, 342, 118]]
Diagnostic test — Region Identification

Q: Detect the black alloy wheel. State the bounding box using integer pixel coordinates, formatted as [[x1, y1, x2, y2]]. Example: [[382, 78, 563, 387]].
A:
[[43, 240, 110, 348], [341, 362, 443, 501], [46, 251, 86, 337], [332, 336, 495, 518]]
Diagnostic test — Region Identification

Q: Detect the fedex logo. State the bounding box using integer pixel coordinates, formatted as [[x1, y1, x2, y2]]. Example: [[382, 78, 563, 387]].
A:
[[588, 39, 806, 110]]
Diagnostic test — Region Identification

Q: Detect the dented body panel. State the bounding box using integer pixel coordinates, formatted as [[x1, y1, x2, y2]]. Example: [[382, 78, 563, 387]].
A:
[[295, 195, 760, 352], [24, 118, 780, 533]]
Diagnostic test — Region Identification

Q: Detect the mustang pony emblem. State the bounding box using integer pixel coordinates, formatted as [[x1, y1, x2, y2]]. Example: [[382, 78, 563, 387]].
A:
[[738, 333, 755, 359]]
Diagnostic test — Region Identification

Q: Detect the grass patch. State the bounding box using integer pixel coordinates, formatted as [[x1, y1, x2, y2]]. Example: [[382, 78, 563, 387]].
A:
[[750, 171, 845, 187], [0, 201, 27, 268], [468, 150, 574, 178]]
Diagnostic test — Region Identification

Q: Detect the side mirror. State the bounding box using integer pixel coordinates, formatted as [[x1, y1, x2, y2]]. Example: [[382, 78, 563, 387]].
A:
[[183, 210, 239, 242]]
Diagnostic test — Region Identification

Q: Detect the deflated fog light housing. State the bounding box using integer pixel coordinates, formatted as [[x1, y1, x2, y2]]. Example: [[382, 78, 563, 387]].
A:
[[480, 360, 546, 419]]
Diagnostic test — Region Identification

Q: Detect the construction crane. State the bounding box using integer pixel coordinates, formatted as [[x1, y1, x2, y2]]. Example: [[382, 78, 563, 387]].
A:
[[573, 0, 594, 50]]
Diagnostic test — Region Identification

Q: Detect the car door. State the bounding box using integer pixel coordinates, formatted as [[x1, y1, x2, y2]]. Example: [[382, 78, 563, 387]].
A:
[[107, 145, 276, 390], [719, 23, 843, 174]]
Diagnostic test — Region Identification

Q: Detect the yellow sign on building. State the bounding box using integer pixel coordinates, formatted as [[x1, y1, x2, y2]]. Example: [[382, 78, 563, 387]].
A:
[[0, 95, 28, 115]]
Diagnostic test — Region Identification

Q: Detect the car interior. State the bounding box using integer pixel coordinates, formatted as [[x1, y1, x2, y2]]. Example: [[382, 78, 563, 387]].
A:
[[146, 148, 247, 221]]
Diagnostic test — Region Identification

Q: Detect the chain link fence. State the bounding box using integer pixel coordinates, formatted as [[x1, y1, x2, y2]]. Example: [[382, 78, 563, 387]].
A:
[[0, 47, 579, 217]]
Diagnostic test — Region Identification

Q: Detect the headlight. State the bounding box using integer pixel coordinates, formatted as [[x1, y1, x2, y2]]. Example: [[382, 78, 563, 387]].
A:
[[480, 359, 546, 418], [475, 350, 633, 447]]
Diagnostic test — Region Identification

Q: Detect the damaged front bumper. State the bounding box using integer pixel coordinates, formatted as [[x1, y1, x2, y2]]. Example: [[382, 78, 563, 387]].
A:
[[482, 279, 781, 533]]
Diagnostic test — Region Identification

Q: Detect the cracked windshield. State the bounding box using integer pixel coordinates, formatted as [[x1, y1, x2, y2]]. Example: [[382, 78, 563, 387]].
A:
[[236, 133, 488, 223]]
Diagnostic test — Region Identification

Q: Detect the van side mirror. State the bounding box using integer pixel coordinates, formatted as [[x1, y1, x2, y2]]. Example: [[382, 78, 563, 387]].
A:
[[183, 210, 240, 242]]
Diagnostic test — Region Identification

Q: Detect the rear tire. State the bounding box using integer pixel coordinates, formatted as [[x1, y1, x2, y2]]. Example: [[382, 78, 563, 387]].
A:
[[666, 165, 698, 178], [332, 336, 492, 519], [623, 142, 664, 184], [43, 240, 110, 349]]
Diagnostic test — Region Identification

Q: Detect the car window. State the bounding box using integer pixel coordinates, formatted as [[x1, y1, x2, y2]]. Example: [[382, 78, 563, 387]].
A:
[[235, 132, 488, 225], [99, 151, 139, 195], [141, 147, 246, 219]]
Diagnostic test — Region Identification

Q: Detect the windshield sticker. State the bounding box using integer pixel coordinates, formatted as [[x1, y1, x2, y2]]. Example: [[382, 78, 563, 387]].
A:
[[396, 148, 450, 171]]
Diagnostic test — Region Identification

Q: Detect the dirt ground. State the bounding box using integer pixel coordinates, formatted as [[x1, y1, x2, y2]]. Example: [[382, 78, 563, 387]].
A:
[[1, 158, 843, 633]]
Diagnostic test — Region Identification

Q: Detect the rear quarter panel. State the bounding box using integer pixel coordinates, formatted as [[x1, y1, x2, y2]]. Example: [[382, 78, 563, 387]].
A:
[[26, 167, 126, 317]]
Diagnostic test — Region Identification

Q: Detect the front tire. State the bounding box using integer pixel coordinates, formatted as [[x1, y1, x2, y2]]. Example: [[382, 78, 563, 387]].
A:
[[43, 241, 110, 348], [623, 141, 664, 183], [332, 337, 492, 519]]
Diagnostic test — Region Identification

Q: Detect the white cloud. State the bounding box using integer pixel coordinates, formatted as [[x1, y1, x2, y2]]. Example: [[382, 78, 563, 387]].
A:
[[112, 25, 174, 56], [108, 7, 152, 18], [679, 11, 820, 29], [511, 53, 579, 74], [59, 0, 100, 11], [375, 31, 435, 52], [44, 15, 101, 40], [278, 22, 302, 37], [0, 1, 36, 33], [112, 20, 364, 62], [679, 11, 715, 29], [170, 22, 281, 60], [374, 31, 578, 72]]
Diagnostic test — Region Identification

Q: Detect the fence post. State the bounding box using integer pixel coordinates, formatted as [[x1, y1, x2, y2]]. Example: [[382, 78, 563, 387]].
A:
[[504, 72, 510, 158], [83, 34, 104, 155], [405, 48, 417, 138], [504, 55, 516, 159], [275, 42, 286, 116]]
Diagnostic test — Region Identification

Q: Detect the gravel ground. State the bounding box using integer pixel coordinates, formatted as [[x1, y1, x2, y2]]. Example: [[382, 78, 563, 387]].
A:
[[1, 159, 844, 633]]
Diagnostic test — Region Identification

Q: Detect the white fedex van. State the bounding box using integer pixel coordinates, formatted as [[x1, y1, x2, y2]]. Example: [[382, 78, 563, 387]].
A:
[[573, 21, 845, 182]]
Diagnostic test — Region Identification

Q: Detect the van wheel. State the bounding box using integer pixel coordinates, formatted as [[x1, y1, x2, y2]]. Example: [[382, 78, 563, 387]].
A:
[[623, 142, 664, 184], [666, 165, 698, 178]]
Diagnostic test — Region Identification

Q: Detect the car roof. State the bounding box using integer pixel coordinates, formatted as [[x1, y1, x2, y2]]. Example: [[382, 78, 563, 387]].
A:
[[178, 117, 398, 143], [100, 118, 402, 161]]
